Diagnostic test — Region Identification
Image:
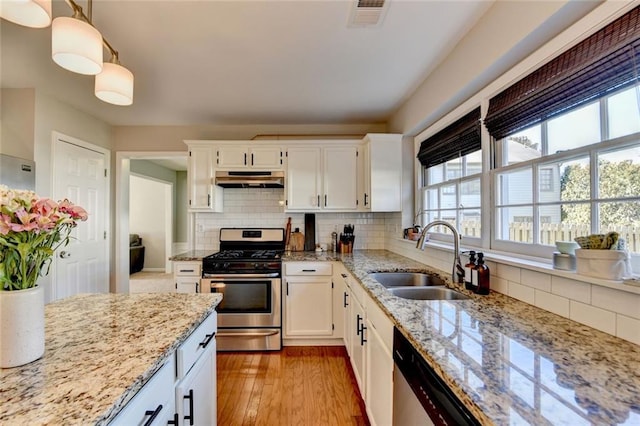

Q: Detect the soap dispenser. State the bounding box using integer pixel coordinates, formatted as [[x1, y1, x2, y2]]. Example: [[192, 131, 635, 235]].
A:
[[464, 251, 477, 291], [474, 252, 490, 295]]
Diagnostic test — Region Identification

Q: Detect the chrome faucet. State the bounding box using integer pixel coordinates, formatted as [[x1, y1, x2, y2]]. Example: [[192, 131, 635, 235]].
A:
[[416, 220, 465, 284]]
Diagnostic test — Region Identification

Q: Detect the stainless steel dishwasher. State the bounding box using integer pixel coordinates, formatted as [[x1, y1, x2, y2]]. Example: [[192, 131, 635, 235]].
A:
[[392, 328, 480, 426]]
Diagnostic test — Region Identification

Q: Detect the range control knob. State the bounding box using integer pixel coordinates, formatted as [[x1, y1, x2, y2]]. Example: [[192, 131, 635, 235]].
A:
[[222, 262, 230, 270]]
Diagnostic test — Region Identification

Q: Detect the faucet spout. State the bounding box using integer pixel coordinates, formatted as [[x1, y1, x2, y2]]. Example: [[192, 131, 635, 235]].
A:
[[415, 220, 464, 284]]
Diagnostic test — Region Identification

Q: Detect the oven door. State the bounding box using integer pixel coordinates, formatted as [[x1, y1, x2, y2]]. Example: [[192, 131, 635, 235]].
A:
[[201, 275, 281, 328]]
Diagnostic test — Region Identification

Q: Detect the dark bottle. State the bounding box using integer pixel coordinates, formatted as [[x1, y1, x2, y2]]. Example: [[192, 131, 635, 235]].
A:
[[474, 252, 490, 295], [464, 251, 477, 291]]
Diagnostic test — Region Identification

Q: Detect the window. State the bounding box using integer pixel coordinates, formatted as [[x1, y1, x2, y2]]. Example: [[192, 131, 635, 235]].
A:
[[493, 84, 640, 255], [417, 107, 482, 239]]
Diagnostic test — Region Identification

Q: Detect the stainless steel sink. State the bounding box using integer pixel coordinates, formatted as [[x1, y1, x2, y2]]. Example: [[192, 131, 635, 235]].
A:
[[388, 287, 470, 300], [369, 272, 445, 288]]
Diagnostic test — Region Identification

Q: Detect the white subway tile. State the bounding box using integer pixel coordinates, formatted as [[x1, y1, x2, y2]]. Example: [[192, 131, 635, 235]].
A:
[[616, 314, 640, 345], [569, 301, 616, 335], [521, 270, 551, 292], [496, 264, 521, 283], [551, 276, 591, 304], [491, 276, 508, 294], [592, 286, 640, 320], [534, 290, 570, 317], [508, 282, 535, 304]]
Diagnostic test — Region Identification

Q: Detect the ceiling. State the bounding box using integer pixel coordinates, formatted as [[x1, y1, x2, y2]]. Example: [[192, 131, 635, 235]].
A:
[[1, 0, 493, 127]]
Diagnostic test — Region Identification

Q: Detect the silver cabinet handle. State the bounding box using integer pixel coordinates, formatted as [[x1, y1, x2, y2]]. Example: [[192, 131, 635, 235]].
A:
[[59, 251, 71, 259]]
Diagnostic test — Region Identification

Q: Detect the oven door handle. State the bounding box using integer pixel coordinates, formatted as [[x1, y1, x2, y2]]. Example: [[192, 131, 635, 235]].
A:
[[202, 273, 280, 279], [216, 330, 280, 337]]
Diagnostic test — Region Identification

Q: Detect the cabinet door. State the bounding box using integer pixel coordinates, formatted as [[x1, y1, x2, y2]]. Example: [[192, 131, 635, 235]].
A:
[[323, 146, 358, 210], [286, 147, 321, 210], [366, 134, 402, 212], [176, 341, 216, 426], [188, 146, 213, 210], [284, 277, 333, 337], [250, 146, 282, 169], [188, 146, 223, 212], [176, 278, 199, 294], [365, 320, 394, 426], [217, 145, 248, 168], [350, 298, 366, 397], [110, 358, 176, 425]]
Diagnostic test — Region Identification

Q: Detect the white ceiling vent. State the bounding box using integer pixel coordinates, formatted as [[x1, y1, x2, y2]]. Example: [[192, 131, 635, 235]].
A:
[[348, 0, 390, 28]]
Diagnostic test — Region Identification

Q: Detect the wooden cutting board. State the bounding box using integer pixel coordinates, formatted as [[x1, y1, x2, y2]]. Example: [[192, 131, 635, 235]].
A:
[[290, 230, 305, 251]]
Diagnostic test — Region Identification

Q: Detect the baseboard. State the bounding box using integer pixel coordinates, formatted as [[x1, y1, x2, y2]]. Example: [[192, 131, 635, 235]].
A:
[[141, 268, 166, 273], [283, 338, 345, 346]]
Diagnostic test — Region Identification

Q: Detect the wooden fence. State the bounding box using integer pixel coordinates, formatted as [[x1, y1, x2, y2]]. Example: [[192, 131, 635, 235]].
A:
[[458, 221, 640, 252]]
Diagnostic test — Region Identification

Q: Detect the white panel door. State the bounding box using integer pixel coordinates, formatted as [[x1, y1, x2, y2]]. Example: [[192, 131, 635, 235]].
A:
[[54, 139, 108, 300]]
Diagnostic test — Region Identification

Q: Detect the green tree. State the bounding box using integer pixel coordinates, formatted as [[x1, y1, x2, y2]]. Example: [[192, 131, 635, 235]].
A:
[[560, 160, 640, 226]]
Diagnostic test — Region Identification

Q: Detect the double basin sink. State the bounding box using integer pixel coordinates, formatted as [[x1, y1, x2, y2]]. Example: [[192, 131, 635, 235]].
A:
[[369, 272, 469, 300]]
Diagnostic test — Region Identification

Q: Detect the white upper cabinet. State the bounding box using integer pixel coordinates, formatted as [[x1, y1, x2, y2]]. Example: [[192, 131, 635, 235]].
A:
[[187, 145, 223, 212], [360, 134, 402, 212], [216, 144, 282, 170], [323, 146, 358, 210], [286, 146, 322, 210], [286, 142, 359, 212]]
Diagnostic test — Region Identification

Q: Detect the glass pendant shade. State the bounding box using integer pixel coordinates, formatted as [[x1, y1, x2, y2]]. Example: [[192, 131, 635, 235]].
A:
[[0, 0, 52, 28], [52, 16, 103, 75], [95, 62, 134, 106]]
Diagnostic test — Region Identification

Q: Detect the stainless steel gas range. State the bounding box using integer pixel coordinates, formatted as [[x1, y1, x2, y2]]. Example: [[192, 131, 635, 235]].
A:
[[201, 228, 284, 351]]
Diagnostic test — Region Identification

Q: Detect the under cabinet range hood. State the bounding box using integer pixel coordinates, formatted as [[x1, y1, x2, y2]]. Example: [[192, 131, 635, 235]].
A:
[[215, 171, 285, 188]]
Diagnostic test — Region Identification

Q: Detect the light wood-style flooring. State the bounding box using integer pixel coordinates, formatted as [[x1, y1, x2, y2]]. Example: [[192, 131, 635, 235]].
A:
[[217, 346, 369, 426]]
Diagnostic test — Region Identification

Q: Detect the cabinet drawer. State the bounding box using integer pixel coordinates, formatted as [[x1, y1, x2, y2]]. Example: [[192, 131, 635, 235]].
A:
[[174, 262, 201, 277], [284, 262, 332, 276], [109, 355, 176, 425], [177, 312, 217, 379]]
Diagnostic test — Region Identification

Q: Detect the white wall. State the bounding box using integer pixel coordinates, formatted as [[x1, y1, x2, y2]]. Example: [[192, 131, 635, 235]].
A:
[[130, 175, 170, 271], [0, 88, 35, 159]]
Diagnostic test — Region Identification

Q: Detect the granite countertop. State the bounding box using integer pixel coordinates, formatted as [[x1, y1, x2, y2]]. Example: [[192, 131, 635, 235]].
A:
[[286, 250, 640, 425], [0, 293, 222, 425], [169, 250, 214, 261]]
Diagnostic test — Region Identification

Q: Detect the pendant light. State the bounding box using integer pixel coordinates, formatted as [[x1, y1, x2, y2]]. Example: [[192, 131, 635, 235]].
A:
[[51, 6, 103, 75], [95, 56, 134, 106], [0, 0, 51, 28]]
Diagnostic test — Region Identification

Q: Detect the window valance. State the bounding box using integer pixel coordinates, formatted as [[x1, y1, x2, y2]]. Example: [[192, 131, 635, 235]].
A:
[[484, 6, 640, 140], [417, 107, 481, 168]]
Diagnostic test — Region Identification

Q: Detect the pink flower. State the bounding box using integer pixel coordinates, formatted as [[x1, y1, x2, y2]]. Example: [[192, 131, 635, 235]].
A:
[[0, 213, 12, 235], [59, 199, 88, 221], [34, 198, 58, 218]]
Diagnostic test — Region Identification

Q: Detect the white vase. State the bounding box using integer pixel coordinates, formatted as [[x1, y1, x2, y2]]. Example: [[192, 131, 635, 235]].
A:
[[0, 285, 45, 368]]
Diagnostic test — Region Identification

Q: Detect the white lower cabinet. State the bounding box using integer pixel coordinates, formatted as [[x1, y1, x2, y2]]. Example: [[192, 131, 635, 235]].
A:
[[110, 356, 176, 425], [283, 262, 344, 342], [365, 298, 394, 426], [109, 312, 217, 426], [175, 342, 216, 426], [173, 261, 202, 294], [339, 266, 394, 426]]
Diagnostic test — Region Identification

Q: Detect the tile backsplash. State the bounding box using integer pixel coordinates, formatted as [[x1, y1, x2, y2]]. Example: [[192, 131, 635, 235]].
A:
[[194, 188, 392, 251]]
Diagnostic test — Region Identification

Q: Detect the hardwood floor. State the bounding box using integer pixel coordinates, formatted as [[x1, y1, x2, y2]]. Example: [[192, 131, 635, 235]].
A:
[[217, 346, 370, 426]]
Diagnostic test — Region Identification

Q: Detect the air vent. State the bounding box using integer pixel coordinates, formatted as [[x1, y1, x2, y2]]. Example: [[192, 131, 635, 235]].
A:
[[348, 0, 389, 28]]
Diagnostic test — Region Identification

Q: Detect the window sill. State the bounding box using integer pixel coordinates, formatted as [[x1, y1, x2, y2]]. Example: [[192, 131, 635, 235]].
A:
[[395, 238, 640, 295]]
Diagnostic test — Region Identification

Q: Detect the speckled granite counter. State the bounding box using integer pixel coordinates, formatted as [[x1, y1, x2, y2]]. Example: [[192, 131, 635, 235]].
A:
[[169, 250, 214, 261], [285, 250, 640, 425], [0, 293, 222, 425]]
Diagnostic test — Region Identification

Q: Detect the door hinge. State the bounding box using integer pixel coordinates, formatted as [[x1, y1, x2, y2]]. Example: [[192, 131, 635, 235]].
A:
[[216, 150, 219, 164], [332, 323, 335, 331], [189, 151, 192, 157], [285, 199, 288, 206], [331, 281, 334, 289], [104, 169, 107, 177], [103, 231, 107, 240], [356, 199, 359, 206], [189, 199, 192, 206]]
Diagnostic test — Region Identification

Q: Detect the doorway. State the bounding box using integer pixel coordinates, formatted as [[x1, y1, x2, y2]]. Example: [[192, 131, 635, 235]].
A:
[[116, 152, 188, 294]]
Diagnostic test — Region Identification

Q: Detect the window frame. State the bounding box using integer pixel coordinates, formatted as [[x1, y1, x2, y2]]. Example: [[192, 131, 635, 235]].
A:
[[491, 84, 640, 258]]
